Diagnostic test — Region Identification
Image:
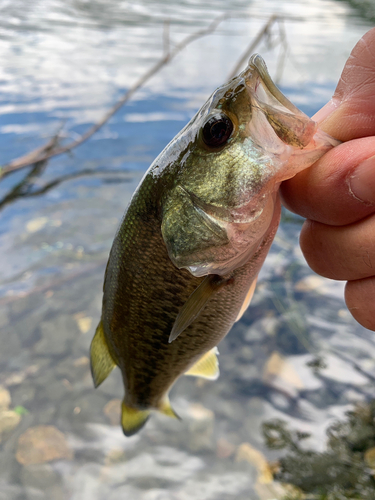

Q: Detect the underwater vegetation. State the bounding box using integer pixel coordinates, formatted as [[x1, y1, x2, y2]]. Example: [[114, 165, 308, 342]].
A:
[[264, 401, 375, 499]]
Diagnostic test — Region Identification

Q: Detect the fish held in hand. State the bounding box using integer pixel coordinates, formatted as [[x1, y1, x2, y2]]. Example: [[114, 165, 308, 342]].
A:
[[90, 54, 339, 436]]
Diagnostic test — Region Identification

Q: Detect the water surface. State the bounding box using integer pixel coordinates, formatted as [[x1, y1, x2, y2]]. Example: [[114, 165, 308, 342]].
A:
[[0, 1, 374, 499]]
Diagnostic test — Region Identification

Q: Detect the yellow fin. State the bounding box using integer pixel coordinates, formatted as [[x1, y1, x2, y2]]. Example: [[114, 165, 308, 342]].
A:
[[235, 277, 258, 322], [159, 397, 180, 420], [121, 401, 150, 437], [169, 275, 227, 343], [90, 320, 116, 388], [185, 347, 220, 380]]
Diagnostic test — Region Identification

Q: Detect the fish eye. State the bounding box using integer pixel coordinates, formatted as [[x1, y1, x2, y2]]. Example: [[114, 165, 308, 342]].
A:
[[202, 113, 234, 148]]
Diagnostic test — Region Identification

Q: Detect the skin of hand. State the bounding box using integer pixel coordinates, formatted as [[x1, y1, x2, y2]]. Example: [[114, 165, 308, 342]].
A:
[[281, 27, 375, 331]]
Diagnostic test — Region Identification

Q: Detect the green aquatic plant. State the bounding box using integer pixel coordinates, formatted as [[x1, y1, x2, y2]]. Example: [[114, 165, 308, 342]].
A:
[[263, 401, 375, 499]]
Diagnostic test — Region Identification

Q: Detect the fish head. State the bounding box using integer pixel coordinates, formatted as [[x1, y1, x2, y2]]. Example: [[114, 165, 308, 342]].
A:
[[160, 55, 339, 277]]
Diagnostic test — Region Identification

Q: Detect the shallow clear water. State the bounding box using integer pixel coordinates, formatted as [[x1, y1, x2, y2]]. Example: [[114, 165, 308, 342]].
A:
[[0, 1, 374, 499]]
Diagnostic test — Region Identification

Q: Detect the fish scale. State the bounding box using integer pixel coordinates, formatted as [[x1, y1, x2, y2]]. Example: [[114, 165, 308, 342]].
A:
[[90, 54, 339, 436]]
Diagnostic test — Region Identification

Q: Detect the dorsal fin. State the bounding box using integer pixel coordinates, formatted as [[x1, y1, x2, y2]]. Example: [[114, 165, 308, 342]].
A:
[[169, 275, 227, 343], [185, 347, 220, 380], [90, 320, 116, 388], [235, 277, 258, 322]]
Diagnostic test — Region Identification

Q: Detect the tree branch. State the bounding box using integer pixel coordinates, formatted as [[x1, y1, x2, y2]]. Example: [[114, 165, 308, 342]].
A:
[[0, 14, 228, 179]]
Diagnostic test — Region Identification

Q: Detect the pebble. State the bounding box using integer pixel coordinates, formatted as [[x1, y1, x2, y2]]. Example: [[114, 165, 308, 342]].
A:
[[0, 410, 21, 438], [0, 386, 11, 410], [235, 443, 273, 484], [263, 351, 304, 397], [16, 426, 73, 465], [103, 399, 121, 426]]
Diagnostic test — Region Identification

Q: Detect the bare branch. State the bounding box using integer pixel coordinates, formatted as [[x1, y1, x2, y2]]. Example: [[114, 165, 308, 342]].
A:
[[163, 20, 170, 58], [227, 14, 279, 80], [0, 14, 228, 179]]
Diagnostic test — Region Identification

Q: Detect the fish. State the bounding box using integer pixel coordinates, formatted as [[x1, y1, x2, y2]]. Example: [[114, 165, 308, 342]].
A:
[[90, 54, 339, 436]]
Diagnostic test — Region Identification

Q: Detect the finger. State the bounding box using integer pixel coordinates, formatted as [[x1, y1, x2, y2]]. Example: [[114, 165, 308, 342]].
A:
[[281, 27, 375, 224], [300, 215, 375, 281], [345, 278, 375, 331], [281, 137, 375, 225], [317, 27, 375, 142]]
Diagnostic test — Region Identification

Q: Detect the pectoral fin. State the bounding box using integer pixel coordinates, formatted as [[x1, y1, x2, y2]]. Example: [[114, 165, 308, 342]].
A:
[[121, 401, 150, 437], [185, 347, 220, 380], [235, 277, 258, 322], [90, 320, 116, 388], [169, 275, 227, 343]]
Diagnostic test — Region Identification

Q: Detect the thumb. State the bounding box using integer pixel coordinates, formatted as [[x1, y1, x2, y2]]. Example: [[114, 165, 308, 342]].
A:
[[281, 27, 375, 223], [314, 27, 375, 141]]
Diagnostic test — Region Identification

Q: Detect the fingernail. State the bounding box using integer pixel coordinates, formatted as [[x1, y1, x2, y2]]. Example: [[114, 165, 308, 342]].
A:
[[348, 155, 375, 204]]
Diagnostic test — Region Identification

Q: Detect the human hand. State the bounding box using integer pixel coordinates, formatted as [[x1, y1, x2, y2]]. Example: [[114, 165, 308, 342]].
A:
[[281, 27, 375, 331]]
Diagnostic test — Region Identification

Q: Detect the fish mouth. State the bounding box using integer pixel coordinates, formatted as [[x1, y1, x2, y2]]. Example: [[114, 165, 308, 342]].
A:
[[244, 55, 317, 151]]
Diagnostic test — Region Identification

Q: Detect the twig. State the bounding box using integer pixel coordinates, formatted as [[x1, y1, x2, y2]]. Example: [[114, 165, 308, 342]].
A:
[[163, 20, 170, 58], [0, 14, 228, 179], [274, 18, 288, 84], [227, 14, 279, 80], [0, 168, 138, 210]]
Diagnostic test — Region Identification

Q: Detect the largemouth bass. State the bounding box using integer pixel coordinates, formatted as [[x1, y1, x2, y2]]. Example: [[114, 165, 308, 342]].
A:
[[91, 55, 338, 436]]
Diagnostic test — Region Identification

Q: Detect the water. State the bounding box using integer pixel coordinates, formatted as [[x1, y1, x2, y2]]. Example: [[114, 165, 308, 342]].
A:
[[0, 1, 374, 499]]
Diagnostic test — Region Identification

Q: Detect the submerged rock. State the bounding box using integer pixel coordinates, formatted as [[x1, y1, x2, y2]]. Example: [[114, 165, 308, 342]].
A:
[[0, 387, 11, 410], [0, 411, 21, 439], [16, 426, 73, 465]]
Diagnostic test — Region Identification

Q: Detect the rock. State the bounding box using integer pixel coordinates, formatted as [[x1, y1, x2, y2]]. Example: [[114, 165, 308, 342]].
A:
[[235, 443, 273, 484], [74, 314, 92, 334], [255, 481, 301, 500], [0, 386, 11, 410], [0, 410, 21, 437], [365, 447, 375, 469], [16, 426, 73, 465], [104, 399, 121, 426], [263, 351, 304, 397]]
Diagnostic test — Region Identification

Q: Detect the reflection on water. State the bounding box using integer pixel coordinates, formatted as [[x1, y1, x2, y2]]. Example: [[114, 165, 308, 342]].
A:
[[0, 0, 374, 499]]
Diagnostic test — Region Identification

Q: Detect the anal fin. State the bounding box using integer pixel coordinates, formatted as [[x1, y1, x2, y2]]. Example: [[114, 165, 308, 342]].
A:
[[185, 347, 220, 380], [121, 401, 150, 437], [90, 320, 116, 388], [159, 397, 181, 420], [235, 277, 258, 322]]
